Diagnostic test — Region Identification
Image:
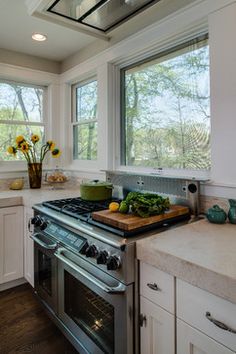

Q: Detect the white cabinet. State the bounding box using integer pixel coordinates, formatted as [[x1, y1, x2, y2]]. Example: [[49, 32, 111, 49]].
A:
[[177, 319, 234, 354], [24, 207, 34, 287], [0, 206, 23, 284], [140, 296, 175, 354], [140, 262, 175, 354]]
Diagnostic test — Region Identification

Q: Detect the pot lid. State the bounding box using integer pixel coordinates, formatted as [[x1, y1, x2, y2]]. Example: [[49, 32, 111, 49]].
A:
[[81, 179, 113, 187]]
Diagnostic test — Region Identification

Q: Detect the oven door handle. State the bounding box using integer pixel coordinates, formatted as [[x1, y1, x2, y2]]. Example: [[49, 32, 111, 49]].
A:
[[55, 248, 126, 294], [30, 233, 57, 250]]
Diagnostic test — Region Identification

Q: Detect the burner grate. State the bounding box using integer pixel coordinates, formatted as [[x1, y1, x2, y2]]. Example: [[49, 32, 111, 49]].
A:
[[43, 197, 116, 216]]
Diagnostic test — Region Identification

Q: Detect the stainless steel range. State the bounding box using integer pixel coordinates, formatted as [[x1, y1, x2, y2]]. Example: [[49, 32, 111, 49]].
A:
[[29, 176, 200, 354]]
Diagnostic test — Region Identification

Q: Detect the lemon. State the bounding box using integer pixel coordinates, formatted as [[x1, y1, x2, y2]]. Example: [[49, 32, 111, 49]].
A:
[[109, 202, 120, 212]]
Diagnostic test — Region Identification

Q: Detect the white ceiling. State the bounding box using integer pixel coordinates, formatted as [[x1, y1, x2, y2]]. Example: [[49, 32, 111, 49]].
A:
[[0, 0, 95, 61]]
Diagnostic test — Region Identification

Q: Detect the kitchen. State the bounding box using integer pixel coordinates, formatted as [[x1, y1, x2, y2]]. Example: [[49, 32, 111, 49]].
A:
[[0, 0, 236, 353]]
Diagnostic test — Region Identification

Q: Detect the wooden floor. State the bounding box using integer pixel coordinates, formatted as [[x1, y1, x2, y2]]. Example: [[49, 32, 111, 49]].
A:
[[0, 284, 78, 354]]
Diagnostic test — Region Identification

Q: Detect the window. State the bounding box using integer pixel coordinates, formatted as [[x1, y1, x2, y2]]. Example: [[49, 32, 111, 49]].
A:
[[0, 80, 46, 161], [73, 79, 98, 161], [121, 35, 210, 171]]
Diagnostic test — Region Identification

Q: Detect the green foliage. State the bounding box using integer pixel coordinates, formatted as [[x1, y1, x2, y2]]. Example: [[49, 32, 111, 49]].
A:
[[123, 191, 170, 218]]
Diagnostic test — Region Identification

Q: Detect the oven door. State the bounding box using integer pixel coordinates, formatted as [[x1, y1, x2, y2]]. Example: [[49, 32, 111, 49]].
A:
[[55, 248, 134, 354], [32, 232, 58, 313]]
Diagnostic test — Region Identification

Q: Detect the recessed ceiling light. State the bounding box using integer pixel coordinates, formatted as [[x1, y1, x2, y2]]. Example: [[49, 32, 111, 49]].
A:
[[32, 33, 47, 42]]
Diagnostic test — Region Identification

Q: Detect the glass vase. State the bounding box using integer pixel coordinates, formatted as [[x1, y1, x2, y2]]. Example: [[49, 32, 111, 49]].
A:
[[28, 163, 42, 189]]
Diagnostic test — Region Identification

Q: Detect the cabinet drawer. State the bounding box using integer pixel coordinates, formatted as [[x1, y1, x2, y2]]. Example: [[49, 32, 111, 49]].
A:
[[177, 319, 234, 354], [177, 279, 236, 352], [140, 262, 174, 313]]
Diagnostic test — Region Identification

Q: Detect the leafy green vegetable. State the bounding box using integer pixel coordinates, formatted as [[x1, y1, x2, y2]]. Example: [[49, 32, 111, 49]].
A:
[[123, 192, 170, 218], [119, 201, 129, 214]]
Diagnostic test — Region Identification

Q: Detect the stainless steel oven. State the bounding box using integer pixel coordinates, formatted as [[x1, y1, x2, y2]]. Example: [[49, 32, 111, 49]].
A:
[[55, 247, 134, 354], [32, 232, 58, 314]]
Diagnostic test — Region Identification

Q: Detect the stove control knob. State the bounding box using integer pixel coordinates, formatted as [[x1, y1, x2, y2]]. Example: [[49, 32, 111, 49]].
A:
[[32, 216, 42, 227], [106, 255, 121, 271], [96, 250, 109, 265], [86, 244, 98, 258], [40, 220, 48, 231], [79, 241, 89, 255]]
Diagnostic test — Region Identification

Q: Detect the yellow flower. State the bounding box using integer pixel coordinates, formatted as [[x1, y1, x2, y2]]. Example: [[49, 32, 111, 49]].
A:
[[47, 140, 56, 151], [20, 142, 29, 153], [51, 148, 61, 158], [7, 146, 17, 155], [16, 135, 25, 146], [31, 134, 40, 143]]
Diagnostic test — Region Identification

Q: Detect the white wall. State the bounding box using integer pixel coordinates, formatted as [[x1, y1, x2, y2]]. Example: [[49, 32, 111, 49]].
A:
[[209, 3, 236, 186]]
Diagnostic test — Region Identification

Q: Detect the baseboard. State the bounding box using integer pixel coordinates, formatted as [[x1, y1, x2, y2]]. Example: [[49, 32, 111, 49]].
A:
[[0, 278, 27, 292]]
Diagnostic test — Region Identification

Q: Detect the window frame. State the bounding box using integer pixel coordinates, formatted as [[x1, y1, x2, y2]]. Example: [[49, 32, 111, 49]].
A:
[[72, 76, 98, 162], [119, 33, 211, 179], [0, 76, 50, 175]]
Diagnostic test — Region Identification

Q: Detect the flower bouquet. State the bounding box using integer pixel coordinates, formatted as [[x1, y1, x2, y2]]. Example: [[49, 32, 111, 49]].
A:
[[7, 134, 61, 189]]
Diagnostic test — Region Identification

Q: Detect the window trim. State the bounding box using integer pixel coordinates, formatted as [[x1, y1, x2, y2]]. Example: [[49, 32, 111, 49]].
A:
[[72, 76, 98, 162], [119, 33, 210, 178]]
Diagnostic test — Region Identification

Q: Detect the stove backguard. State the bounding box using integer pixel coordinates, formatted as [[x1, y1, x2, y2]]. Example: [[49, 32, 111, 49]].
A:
[[105, 171, 206, 216]]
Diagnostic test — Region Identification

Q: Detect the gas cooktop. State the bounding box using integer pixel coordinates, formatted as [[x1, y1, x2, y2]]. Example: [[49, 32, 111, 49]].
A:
[[42, 197, 190, 237]]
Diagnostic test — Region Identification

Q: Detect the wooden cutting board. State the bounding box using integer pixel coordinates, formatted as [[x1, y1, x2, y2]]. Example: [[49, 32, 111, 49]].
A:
[[92, 205, 189, 231]]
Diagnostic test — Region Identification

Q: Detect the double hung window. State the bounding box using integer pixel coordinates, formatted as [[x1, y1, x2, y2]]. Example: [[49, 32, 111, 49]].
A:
[[0, 80, 46, 161], [121, 35, 210, 171], [72, 79, 98, 161]]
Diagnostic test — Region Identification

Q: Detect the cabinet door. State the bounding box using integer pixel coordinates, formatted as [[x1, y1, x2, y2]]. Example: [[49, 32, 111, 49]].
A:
[[24, 207, 34, 287], [177, 319, 234, 354], [140, 296, 175, 354], [0, 206, 24, 284]]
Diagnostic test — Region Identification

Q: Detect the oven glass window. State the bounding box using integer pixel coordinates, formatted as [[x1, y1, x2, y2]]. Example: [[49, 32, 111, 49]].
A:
[[64, 270, 114, 354], [38, 251, 52, 296]]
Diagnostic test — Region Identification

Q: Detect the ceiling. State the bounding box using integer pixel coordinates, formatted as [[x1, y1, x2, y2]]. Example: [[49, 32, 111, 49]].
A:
[[0, 0, 198, 65], [0, 0, 94, 61]]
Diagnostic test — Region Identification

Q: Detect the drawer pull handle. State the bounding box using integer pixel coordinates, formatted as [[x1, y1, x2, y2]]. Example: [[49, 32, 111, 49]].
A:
[[206, 312, 236, 334], [147, 283, 160, 291]]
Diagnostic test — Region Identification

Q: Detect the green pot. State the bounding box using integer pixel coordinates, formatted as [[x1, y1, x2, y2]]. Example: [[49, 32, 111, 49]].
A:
[[206, 205, 227, 224], [80, 180, 113, 201]]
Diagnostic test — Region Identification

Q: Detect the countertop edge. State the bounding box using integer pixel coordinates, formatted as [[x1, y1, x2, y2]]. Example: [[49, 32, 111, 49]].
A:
[[137, 245, 236, 304]]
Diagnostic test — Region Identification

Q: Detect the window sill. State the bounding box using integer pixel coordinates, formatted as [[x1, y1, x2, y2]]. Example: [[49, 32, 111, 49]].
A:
[[112, 166, 211, 181]]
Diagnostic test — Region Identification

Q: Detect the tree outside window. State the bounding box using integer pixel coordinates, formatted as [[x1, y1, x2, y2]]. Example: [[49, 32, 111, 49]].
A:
[[0, 81, 46, 161], [121, 36, 210, 171]]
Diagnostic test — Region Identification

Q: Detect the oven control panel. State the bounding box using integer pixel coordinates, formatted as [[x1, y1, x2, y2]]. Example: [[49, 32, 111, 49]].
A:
[[34, 217, 87, 252]]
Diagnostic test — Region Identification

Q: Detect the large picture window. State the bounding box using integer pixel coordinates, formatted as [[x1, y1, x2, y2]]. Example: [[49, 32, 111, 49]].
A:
[[121, 35, 210, 171], [0, 80, 46, 161], [73, 79, 97, 161]]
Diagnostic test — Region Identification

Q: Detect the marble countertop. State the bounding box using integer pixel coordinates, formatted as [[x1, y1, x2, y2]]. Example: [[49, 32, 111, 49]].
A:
[[137, 219, 236, 304], [0, 187, 80, 208]]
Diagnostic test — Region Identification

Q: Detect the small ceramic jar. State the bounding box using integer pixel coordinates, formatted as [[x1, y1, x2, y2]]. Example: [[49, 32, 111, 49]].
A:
[[206, 205, 227, 224], [228, 199, 236, 224]]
